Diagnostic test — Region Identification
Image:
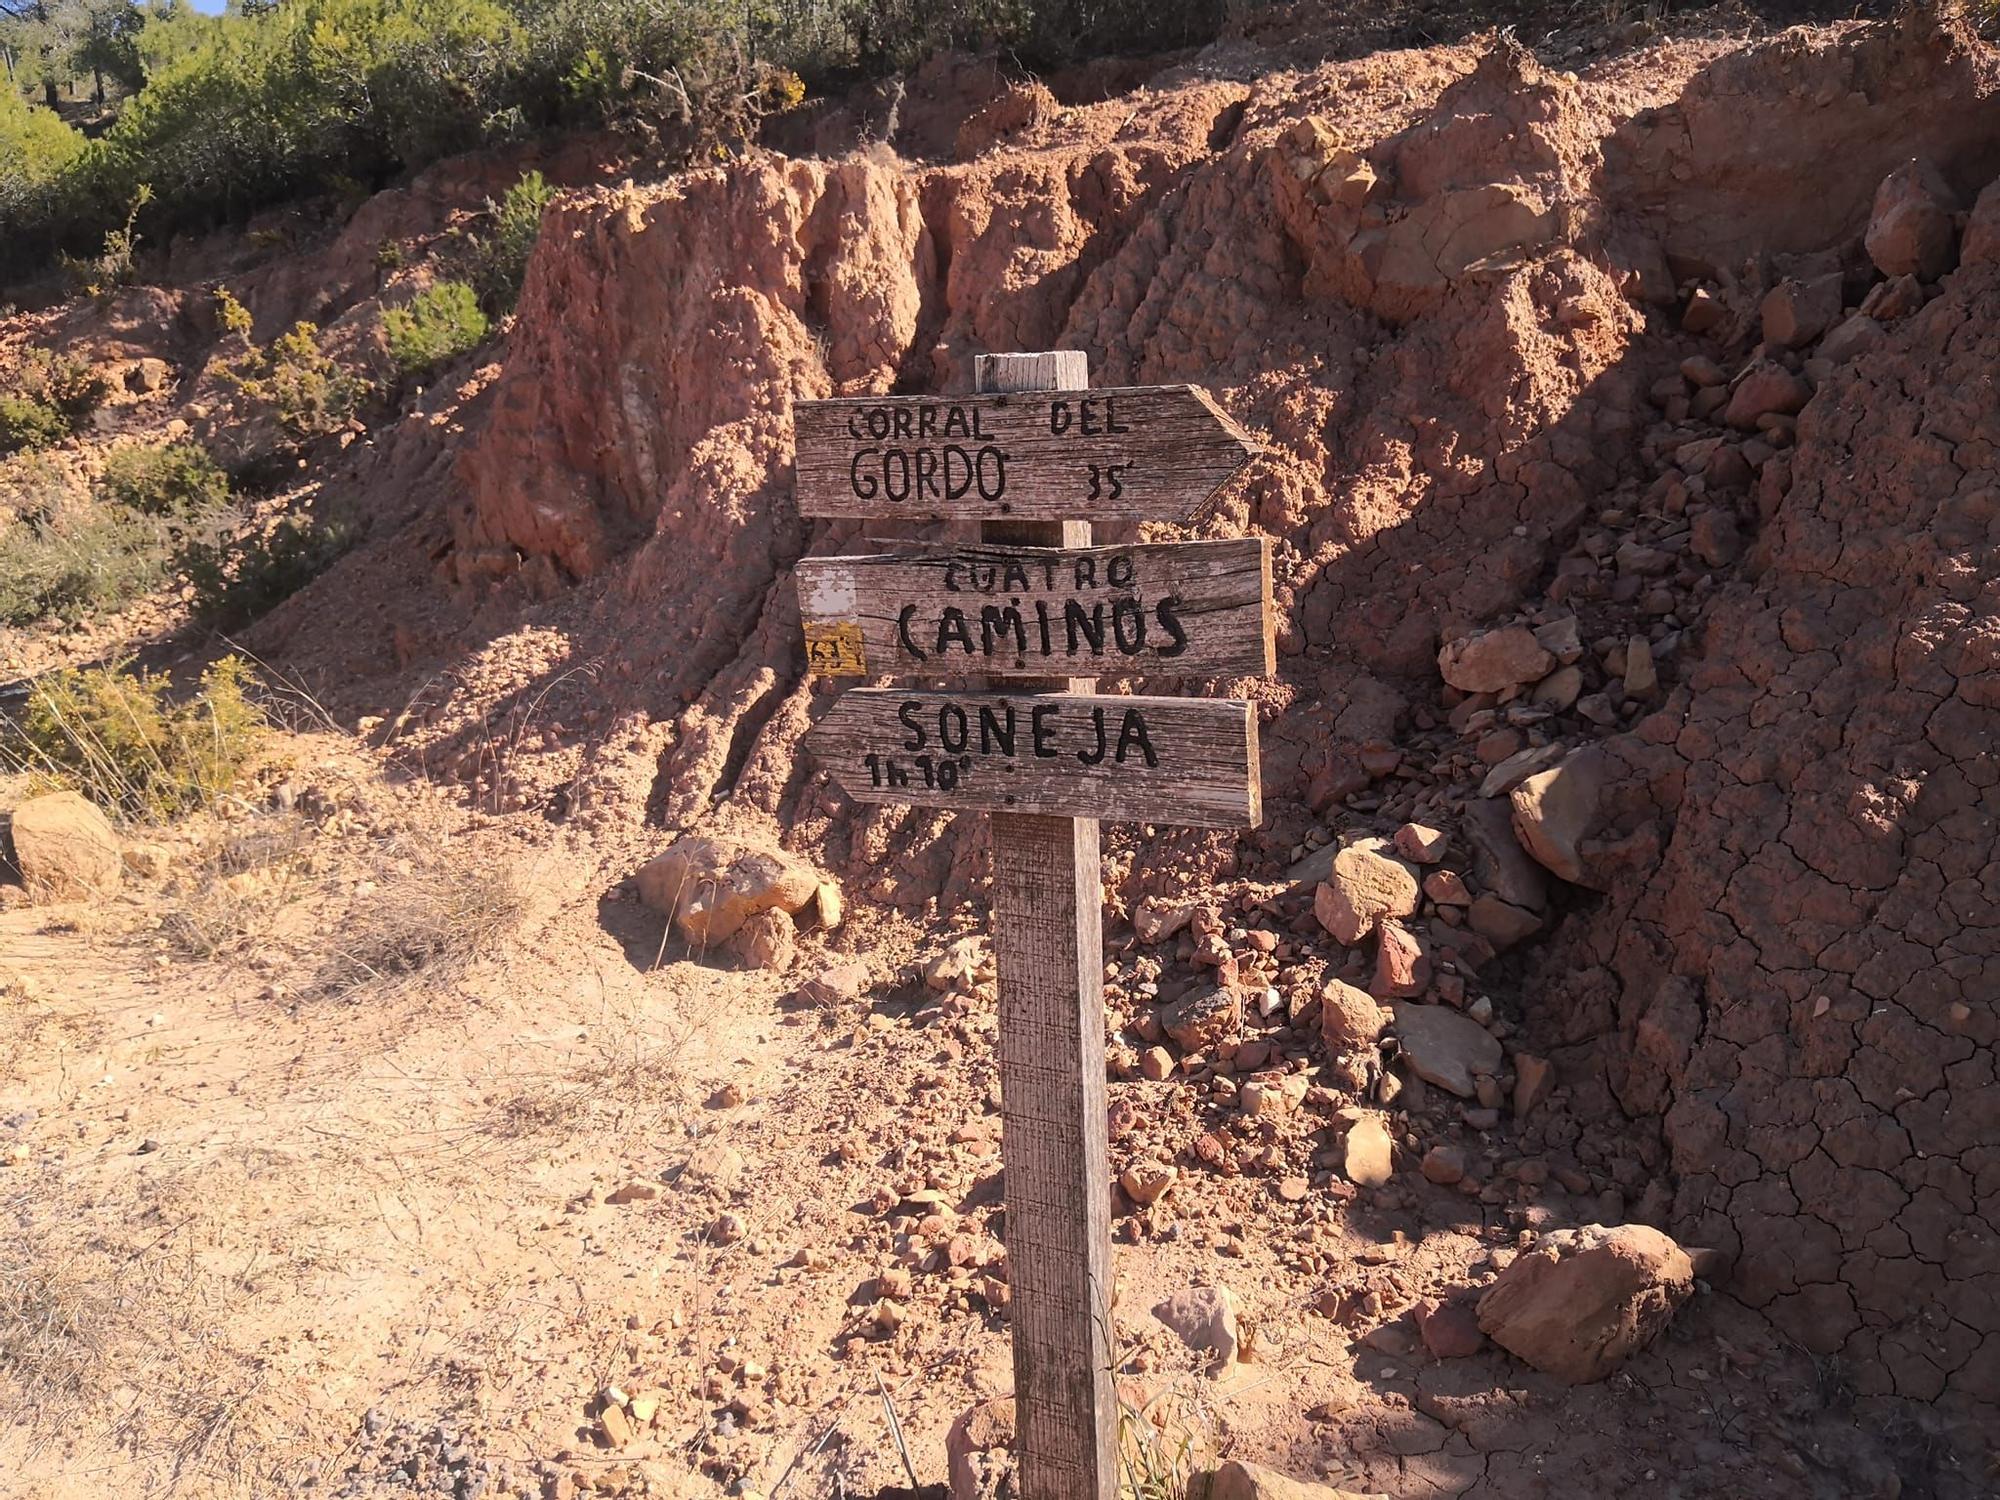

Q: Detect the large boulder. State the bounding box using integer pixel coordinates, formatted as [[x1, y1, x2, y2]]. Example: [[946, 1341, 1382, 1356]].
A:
[[635, 834, 824, 944], [7, 791, 123, 901], [1476, 1224, 1694, 1383], [1864, 156, 1957, 280]]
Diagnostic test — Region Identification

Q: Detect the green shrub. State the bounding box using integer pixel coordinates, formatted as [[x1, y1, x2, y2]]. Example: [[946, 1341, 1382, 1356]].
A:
[[0, 505, 170, 627], [221, 321, 363, 438], [469, 170, 554, 312], [4, 657, 264, 823], [0, 349, 112, 455], [176, 508, 351, 630], [381, 281, 491, 375], [100, 442, 230, 517], [0, 395, 71, 457]]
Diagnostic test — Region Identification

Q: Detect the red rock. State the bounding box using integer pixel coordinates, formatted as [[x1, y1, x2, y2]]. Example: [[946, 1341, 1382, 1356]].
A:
[[1320, 977, 1389, 1052], [1476, 1224, 1694, 1383], [1391, 1000, 1502, 1098], [1438, 625, 1555, 694], [1759, 273, 1843, 349], [1467, 893, 1541, 949], [1370, 919, 1431, 998], [1722, 360, 1810, 430], [1415, 1297, 1487, 1359], [1120, 1159, 1177, 1206], [1689, 508, 1743, 567], [797, 961, 870, 1006], [1313, 838, 1420, 944], [1160, 984, 1241, 1050], [1512, 1053, 1556, 1117], [1678, 354, 1726, 387], [1421, 1144, 1467, 1185], [1859, 273, 1924, 321], [1509, 748, 1609, 886], [1819, 312, 1887, 363], [1680, 285, 1727, 334], [1423, 869, 1471, 906], [1962, 177, 2000, 266], [1864, 156, 1957, 280], [1393, 822, 1448, 864]]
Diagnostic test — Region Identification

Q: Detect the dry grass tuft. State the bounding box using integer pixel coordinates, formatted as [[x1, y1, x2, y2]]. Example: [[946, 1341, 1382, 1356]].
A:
[[315, 840, 529, 1002], [159, 812, 319, 961], [0, 1249, 115, 1414]]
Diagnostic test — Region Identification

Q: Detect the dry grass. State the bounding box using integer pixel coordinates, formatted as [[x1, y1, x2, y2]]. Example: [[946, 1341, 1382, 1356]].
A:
[[314, 838, 530, 1002], [158, 812, 319, 961], [0, 1176, 271, 1492]]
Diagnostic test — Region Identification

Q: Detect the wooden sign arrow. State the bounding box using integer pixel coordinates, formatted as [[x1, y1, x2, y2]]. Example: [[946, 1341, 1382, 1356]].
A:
[[806, 688, 1261, 828], [796, 538, 1274, 681], [793, 385, 1255, 521]]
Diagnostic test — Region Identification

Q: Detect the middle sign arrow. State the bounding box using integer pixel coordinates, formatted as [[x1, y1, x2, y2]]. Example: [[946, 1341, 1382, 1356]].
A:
[[795, 538, 1274, 680]]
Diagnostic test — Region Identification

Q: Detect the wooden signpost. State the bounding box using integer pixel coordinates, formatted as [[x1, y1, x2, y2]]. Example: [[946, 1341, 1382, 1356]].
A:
[[794, 352, 1264, 1500]]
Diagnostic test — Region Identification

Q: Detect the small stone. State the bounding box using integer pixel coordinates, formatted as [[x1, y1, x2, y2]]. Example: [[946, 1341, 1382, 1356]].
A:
[[1422, 870, 1471, 907], [1277, 1176, 1311, 1203], [1343, 1115, 1395, 1187], [121, 842, 172, 881], [1414, 1298, 1487, 1359], [1530, 665, 1582, 711], [710, 1212, 746, 1245], [1859, 273, 1924, 322], [8, 791, 123, 901], [1370, 920, 1430, 999], [1421, 1145, 1467, 1185], [1160, 984, 1241, 1051], [1509, 748, 1609, 886], [1392, 823, 1448, 864], [926, 936, 987, 991], [1467, 895, 1541, 950], [1319, 977, 1388, 1052], [1513, 1054, 1556, 1118], [1120, 1160, 1177, 1207], [1623, 637, 1657, 697], [1820, 313, 1887, 363], [947, 1399, 1017, 1500], [1722, 360, 1810, 431], [1438, 626, 1555, 695], [1132, 898, 1199, 944], [598, 1403, 633, 1448], [1680, 286, 1726, 334], [1759, 273, 1843, 350], [1206, 1458, 1389, 1500], [1313, 839, 1420, 944], [1391, 1001, 1503, 1098], [797, 961, 869, 1007], [1689, 509, 1742, 568], [1139, 1045, 1174, 1082], [1477, 741, 1566, 800], [606, 1179, 659, 1205], [1677, 354, 1726, 388]]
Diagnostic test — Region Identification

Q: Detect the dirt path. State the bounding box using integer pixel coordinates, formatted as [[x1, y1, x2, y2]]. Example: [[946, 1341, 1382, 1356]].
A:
[[0, 802, 1942, 1500]]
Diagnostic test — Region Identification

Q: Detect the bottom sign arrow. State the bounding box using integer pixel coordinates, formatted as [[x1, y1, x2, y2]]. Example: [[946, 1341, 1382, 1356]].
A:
[[807, 689, 1261, 828]]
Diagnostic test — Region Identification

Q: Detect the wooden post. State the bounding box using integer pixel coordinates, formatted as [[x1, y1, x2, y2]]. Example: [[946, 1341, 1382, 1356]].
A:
[[975, 351, 1119, 1500]]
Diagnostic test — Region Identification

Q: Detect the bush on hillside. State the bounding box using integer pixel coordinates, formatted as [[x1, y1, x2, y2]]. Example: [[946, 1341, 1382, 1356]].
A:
[[381, 280, 491, 375], [0, 503, 170, 626], [219, 321, 364, 439], [0, 395, 72, 457], [176, 507, 352, 630], [0, 349, 111, 456], [100, 440, 230, 517], [468, 170, 554, 312], [4, 656, 264, 822]]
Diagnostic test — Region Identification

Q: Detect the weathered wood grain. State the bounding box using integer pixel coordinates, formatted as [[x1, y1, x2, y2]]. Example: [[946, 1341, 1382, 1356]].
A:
[[795, 537, 1275, 680], [793, 383, 1256, 521], [804, 687, 1262, 828], [974, 351, 1119, 1500]]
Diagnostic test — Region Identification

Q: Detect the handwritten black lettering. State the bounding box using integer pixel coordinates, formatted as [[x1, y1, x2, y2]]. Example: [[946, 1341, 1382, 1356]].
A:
[[1115, 709, 1158, 766], [1031, 704, 1059, 758], [898, 700, 926, 750], [1153, 597, 1187, 657]]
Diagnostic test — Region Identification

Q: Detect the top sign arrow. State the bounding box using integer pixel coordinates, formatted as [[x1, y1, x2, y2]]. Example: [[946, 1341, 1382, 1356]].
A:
[[793, 384, 1256, 522]]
